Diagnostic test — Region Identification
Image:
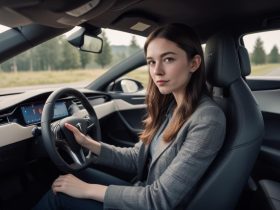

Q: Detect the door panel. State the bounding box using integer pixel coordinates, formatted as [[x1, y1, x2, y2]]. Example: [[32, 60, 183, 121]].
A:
[[100, 93, 146, 147], [92, 94, 146, 180], [247, 79, 280, 182]]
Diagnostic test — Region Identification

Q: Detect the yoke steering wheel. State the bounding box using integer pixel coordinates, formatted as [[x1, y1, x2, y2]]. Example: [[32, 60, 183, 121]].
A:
[[41, 87, 101, 172]]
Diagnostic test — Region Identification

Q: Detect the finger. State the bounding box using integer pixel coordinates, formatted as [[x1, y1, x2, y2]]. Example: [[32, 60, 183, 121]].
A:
[[52, 185, 62, 194], [53, 175, 67, 186], [65, 123, 80, 134], [52, 182, 60, 189], [55, 174, 74, 184]]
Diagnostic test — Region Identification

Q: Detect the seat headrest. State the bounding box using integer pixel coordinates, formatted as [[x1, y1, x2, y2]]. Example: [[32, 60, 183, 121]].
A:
[[205, 32, 241, 87], [238, 46, 251, 77]]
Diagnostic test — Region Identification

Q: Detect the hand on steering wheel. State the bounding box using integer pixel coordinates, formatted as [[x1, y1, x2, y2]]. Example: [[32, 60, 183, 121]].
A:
[[64, 123, 88, 147]]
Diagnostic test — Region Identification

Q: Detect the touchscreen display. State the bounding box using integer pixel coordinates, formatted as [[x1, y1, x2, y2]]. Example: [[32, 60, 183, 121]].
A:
[[21, 101, 68, 124]]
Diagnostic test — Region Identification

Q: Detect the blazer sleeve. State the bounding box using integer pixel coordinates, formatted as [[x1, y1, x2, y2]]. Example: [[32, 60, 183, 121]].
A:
[[103, 106, 226, 210], [93, 140, 142, 174]]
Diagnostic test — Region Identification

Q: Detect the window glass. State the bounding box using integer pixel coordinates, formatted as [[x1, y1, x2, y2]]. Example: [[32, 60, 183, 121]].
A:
[[243, 30, 280, 77], [0, 27, 145, 92], [125, 66, 149, 89]]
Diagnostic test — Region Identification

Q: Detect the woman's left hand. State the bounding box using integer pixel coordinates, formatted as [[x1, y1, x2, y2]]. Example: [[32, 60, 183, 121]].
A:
[[52, 174, 93, 199]]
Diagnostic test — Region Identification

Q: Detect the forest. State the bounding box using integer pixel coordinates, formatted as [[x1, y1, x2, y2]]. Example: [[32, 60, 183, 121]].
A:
[[0, 32, 141, 72]]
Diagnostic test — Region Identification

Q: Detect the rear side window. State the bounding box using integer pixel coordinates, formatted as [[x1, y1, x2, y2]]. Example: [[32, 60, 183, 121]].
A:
[[243, 30, 280, 78]]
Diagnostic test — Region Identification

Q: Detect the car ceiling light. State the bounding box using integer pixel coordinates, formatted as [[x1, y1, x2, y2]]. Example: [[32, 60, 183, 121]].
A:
[[66, 0, 101, 17], [130, 22, 151, 31]]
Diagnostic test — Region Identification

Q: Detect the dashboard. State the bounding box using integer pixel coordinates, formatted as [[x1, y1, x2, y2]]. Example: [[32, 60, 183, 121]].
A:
[[0, 88, 146, 177], [0, 89, 114, 176], [0, 89, 110, 127]]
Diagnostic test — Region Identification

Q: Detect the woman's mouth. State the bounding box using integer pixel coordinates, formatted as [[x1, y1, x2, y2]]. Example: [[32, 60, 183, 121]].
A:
[[156, 80, 169, 85]]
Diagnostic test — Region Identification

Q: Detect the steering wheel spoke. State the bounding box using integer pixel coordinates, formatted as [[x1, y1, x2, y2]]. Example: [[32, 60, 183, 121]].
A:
[[66, 146, 85, 166], [55, 139, 89, 165], [86, 118, 95, 132]]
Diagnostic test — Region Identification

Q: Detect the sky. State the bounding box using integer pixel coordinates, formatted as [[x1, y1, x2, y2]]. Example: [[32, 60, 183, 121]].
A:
[[1, 25, 280, 53], [103, 28, 146, 47], [243, 30, 280, 53], [63, 26, 146, 47]]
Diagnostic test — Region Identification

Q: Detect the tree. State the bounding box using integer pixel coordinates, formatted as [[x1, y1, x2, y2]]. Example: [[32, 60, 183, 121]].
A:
[[80, 51, 91, 69], [14, 50, 33, 71], [0, 58, 13, 72], [128, 35, 141, 55], [12, 57, 18, 73], [112, 51, 127, 64], [251, 37, 266, 65], [33, 37, 62, 70], [60, 41, 81, 69], [268, 45, 280, 63], [95, 31, 112, 68]]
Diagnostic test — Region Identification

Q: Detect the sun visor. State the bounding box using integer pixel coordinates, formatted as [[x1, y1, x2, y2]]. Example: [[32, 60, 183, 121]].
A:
[[111, 14, 158, 36], [0, 8, 32, 27]]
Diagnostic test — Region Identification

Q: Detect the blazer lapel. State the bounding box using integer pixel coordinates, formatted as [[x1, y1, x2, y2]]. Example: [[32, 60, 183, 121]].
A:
[[138, 142, 151, 181], [149, 101, 175, 169], [149, 139, 173, 168], [149, 119, 189, 169]]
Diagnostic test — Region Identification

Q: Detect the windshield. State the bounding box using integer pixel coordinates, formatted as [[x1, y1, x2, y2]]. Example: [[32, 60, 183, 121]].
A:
[[0, 26, 145, 93]]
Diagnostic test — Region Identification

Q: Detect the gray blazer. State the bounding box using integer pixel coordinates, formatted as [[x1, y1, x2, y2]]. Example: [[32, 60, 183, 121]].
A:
[[95, 96, 226, 210]]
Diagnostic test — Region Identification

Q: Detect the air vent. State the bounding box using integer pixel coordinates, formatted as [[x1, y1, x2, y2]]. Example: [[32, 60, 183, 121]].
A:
[[72, 95, 109, 109], [72, 98, 82, 105], [72, 99, 83, 109], [0, 116, 9, 125]]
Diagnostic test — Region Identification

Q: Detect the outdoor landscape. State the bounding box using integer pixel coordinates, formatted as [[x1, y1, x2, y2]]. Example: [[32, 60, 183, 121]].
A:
[[0, 34, 280, 90], [0, 31, 146, 90]]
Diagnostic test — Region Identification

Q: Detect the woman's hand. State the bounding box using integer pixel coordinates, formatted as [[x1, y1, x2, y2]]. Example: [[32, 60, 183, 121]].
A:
[[52, 174, 107, 202], [64, 122, 101, 156], [52, 174, 92, 199], [64, 123, 88, 146]]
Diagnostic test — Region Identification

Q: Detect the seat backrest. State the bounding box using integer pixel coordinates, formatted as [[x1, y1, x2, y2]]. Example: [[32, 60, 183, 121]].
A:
[[185, 31, 264, 210], [238, 45, 251, 78]]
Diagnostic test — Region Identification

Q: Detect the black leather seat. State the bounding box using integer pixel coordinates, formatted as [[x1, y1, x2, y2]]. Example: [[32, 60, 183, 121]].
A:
[[186, 31, 264, 210], [238, 45, 280, 210], [238, 45, 251, 78], [257, 180, 280, 210]]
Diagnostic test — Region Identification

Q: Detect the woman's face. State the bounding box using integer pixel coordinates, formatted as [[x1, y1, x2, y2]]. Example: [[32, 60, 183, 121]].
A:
[[146, 38, 198, 102]]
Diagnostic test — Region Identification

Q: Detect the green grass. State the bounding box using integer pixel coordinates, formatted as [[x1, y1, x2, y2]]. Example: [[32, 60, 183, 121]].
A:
[[0, 68, 150, 90], [250, 64, 280, 76], [0, 69, 105, 88], [2, 63, 279, 89]]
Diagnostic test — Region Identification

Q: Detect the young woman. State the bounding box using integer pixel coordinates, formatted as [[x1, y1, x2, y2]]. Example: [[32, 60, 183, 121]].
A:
[[33, 23, 226, 210]]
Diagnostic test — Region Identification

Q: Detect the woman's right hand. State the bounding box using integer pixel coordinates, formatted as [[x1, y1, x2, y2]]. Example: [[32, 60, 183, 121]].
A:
[[64, 122, 88, 146], [64, 122, 101, 156]]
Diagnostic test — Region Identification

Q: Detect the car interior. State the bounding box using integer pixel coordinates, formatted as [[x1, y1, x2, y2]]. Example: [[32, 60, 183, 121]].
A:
[[0, 0, 280, 209]]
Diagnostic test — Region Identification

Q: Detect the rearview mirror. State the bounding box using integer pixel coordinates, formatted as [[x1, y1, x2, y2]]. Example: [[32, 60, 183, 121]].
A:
[[67, 27, 103, 53]]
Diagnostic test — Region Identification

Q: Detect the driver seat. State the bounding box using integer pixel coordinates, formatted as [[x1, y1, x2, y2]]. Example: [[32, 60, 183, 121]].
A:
[[185, 31, 264, 210]]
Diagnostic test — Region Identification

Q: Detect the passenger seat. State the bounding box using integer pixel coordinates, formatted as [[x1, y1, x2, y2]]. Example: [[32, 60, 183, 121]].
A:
[[238, 45, 280, 210], [257, 180, 280, 210]]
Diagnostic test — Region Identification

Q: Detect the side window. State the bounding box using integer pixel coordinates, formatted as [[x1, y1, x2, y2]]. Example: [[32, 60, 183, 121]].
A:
[[125, 65, 149, 89], [108, 65, 149, 93], [243, 30, 280, 77]]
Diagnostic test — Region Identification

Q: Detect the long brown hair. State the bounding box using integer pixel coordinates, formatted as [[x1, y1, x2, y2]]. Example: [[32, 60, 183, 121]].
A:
[[140, 23, 209, 144]]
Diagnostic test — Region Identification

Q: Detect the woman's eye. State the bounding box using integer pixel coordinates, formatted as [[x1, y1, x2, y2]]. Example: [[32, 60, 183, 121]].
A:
[[147, 60, 155, 66], [164, 57, 174, 63]]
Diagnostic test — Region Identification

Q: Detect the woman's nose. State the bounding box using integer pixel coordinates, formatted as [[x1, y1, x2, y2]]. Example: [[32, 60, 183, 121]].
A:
[[154, 62, 164, 75]]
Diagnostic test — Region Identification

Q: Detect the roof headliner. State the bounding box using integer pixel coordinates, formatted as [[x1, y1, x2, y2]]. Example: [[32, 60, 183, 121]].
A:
[[1, 0, 280, 40]]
